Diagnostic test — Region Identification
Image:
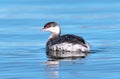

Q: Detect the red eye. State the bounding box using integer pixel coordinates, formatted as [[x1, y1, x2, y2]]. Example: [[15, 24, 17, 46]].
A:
[[45, 25, 51, 28]]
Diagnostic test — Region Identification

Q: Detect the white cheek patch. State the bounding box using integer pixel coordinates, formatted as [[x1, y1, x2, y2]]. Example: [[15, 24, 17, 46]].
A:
[[48, 42, 90, 52], [45, 26, 60, 34]]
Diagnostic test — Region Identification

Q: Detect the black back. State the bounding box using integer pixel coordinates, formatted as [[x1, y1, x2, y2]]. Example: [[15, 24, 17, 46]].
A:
[[47, 34, 86, 47]]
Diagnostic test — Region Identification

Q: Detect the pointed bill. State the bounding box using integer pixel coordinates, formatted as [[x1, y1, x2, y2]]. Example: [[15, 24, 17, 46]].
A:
[[40, 28, 46, 32]]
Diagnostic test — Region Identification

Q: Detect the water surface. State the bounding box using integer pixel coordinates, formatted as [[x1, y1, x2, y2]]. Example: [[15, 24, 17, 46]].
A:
[[0, 0, 120, 79]]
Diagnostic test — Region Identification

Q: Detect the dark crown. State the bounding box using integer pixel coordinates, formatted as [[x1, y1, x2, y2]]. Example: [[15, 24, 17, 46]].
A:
[[44, 22, 58, 29]]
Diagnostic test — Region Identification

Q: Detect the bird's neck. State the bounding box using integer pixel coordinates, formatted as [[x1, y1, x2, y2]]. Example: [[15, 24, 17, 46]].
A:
[[48, 26, 61, 41], [48, 33, 60, 41]]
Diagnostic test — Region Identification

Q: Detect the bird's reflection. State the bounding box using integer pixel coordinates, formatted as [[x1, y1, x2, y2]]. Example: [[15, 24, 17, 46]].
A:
[[44, 60, 60, 79], [44, 52, 89, 79], [44, 50, 90, 79], [46, 50, 89, 59]]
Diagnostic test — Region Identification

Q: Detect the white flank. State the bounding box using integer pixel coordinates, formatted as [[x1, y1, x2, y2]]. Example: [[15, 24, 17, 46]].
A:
[[49, 42, 90, 52]]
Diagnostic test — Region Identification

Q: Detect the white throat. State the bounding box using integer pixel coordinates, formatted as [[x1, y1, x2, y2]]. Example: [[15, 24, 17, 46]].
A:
[[47, 25, 61, 41], [50, 26, 60, 34]]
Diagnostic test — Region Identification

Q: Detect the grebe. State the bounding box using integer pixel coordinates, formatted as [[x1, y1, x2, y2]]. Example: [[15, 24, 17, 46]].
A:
[[41, 22, 90, 58]]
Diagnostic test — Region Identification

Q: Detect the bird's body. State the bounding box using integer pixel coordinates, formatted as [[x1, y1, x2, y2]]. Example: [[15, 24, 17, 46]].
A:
[[47, 34, 90, 52], [41, 22, 90, 58]]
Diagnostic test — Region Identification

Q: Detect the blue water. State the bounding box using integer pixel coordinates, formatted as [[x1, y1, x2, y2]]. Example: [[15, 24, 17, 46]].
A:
[[0, 0, 120, 79]]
